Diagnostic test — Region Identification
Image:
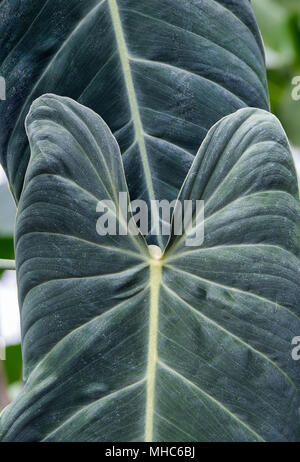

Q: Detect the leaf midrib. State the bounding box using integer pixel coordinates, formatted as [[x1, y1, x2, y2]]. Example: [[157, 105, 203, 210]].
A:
[[108, 0, 161, 246], [145, 258, 162, 442]]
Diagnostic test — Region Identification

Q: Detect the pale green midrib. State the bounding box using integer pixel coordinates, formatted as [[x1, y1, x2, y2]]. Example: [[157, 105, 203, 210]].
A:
[[145, 259, 162, 442], [108, 0, 161, 245]]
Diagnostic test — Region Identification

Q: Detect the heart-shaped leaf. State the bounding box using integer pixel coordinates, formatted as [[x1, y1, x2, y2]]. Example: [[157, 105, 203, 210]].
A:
[[0, 0, 269, 243], [1, 95, 299, 442]]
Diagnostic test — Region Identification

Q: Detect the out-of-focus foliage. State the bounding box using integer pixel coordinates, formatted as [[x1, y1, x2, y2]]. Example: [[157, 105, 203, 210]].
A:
[[0, 180, 18, 409], [0, 239, 14, 279], [4, 345, 22, 386], [0, 184, 15, 238], [0, 183, 15, 278], [253, 0, 300, 146]]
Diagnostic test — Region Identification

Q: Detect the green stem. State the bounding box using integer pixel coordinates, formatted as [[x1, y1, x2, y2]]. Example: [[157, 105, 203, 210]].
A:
[[0, 259, 16, 270]]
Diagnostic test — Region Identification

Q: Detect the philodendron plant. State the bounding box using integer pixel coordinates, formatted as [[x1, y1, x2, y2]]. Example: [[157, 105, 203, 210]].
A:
[[0, 0, 300, 442]]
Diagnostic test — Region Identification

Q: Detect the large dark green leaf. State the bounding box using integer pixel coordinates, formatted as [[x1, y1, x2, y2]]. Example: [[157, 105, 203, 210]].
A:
[[0, 0, 268, 242], [0, 95, 299, 442]]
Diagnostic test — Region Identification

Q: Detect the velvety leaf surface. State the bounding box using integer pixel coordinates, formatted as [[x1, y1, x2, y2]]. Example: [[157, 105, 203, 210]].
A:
[[0, 0, 268, 242], [0, 94, 150, 441], [0, 96, 299, 442]]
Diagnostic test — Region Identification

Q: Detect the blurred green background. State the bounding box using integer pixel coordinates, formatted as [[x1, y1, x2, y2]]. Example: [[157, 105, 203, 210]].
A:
[[253, 0, 300, 149], [1, 0, 300, 411]]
